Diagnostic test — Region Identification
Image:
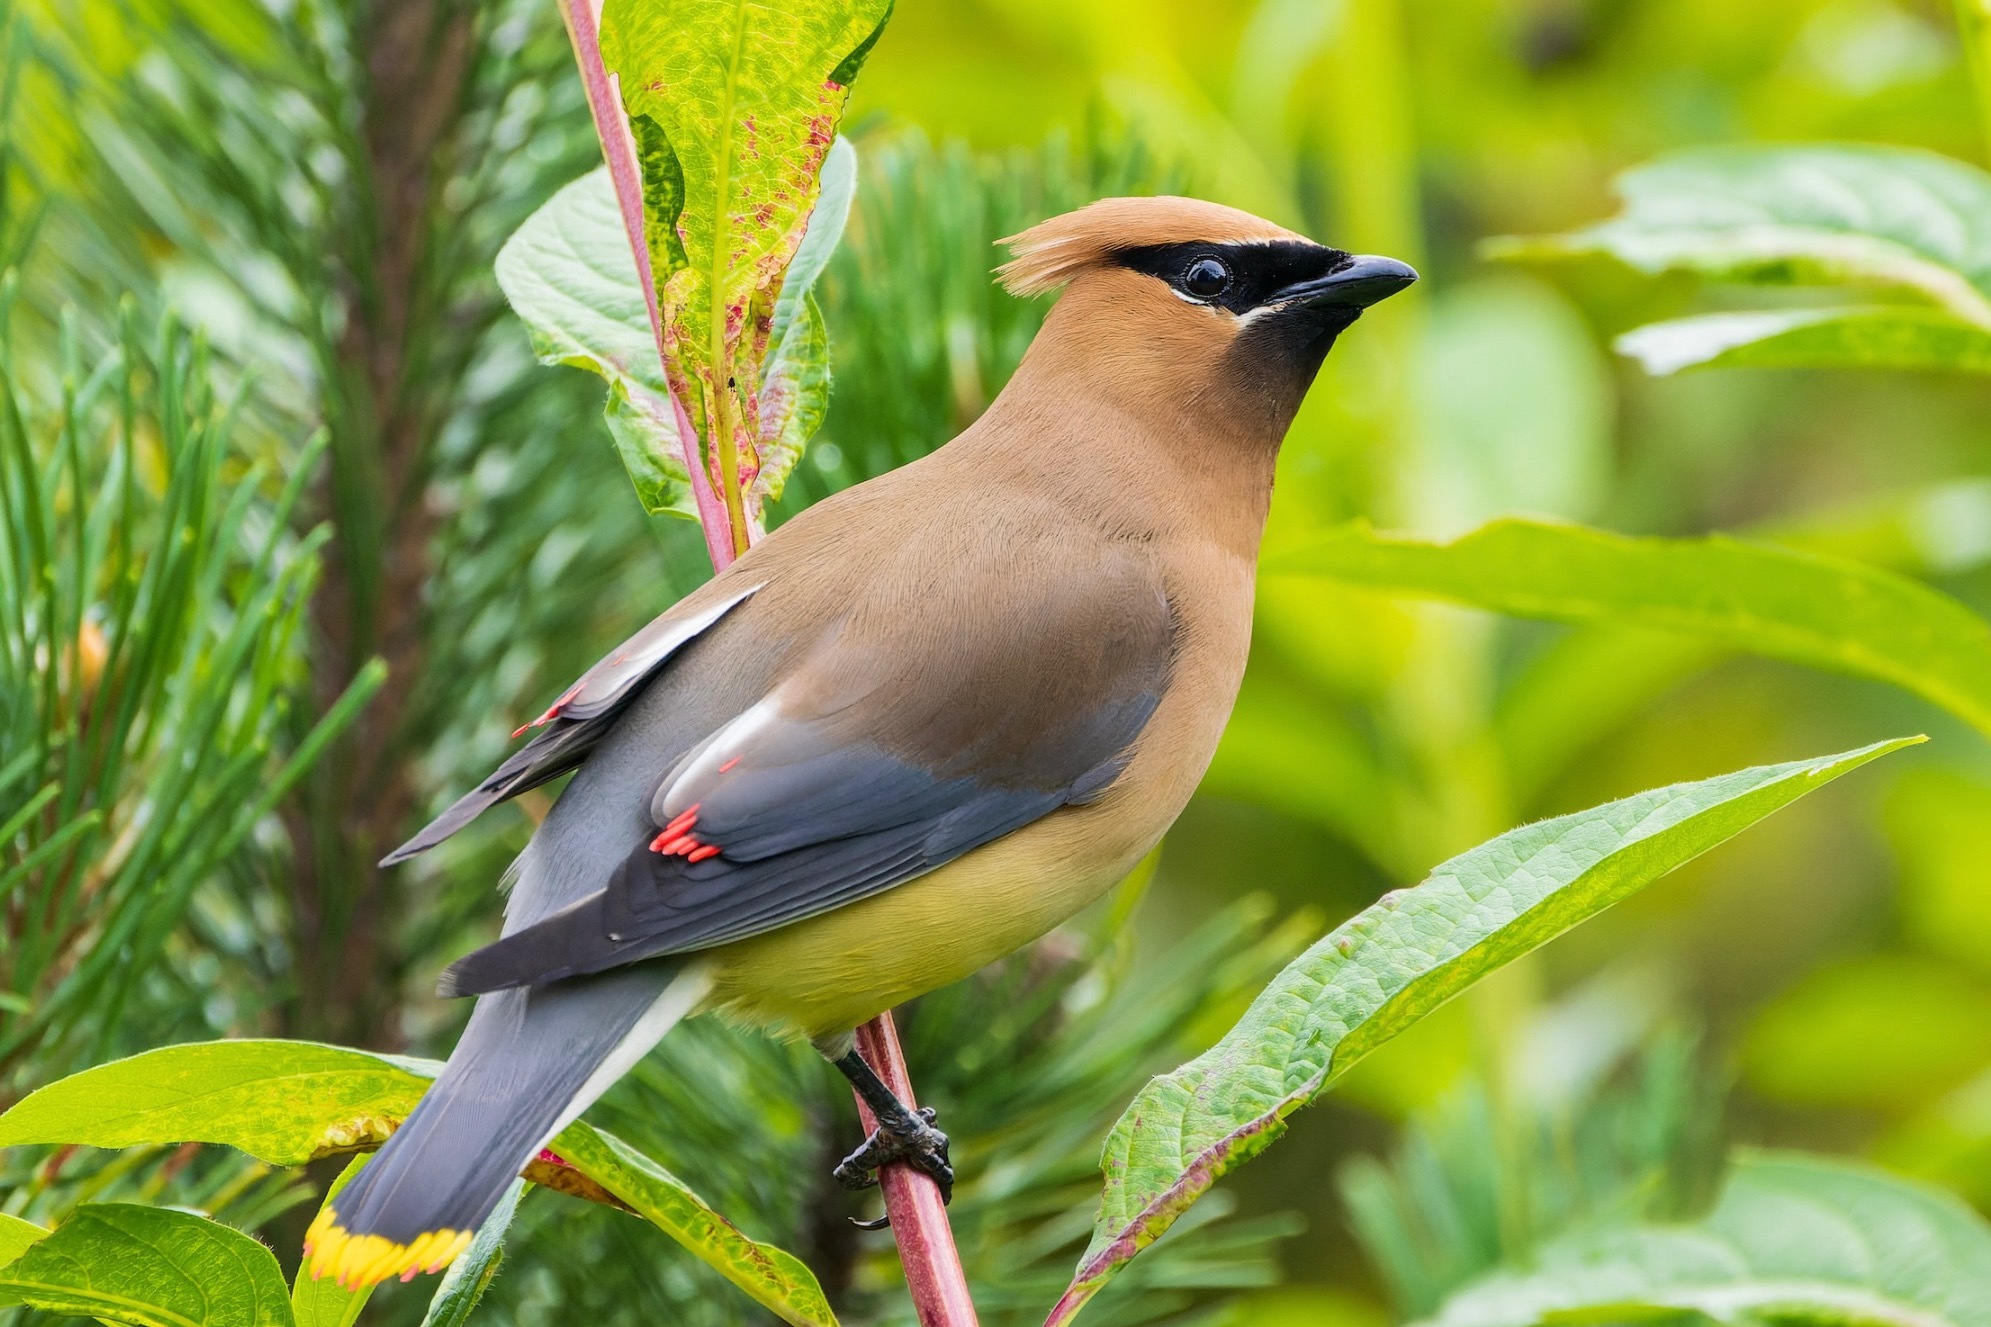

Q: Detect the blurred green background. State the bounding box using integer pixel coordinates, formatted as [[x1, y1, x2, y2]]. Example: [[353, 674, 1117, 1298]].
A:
[[2, 0, 1990, 1322]]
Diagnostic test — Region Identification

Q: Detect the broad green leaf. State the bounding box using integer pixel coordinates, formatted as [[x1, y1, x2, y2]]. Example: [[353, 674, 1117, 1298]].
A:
[[1617, 306, 1991, 376], [601, 0, 890, 528], [1049, 739, 1916, 1326], [496, 167, 693, 517], [0, 1040, 436, 1166], [291, 1159, 371, 1327], [1418, 1151, 1991, 1327], [0, 1203, 293, 1327], [1491, 145, 1991, 325], [0, 1212, 48, 1291], [1269, 518, 1991, 739], [549, 1123, 837, 1327], [496, 138, 855, 517], [0, 1041, 835, 1326], [419, 1179, 524, 1327], [0, 1213, 46, 1262]]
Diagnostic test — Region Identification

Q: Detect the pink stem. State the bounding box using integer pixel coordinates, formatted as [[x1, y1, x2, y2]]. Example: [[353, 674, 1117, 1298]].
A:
[[556, 7, 975, 1320], [852, 1015, 980, 1327], [556, 0, 735, 570]]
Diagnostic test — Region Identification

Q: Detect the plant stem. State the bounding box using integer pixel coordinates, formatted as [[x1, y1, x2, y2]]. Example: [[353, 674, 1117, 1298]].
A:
[[1960, 0, 1991, 164], [852, 1014, 979, 1327], [555, 0, 736, 570], [555, 8, 977, 1321]]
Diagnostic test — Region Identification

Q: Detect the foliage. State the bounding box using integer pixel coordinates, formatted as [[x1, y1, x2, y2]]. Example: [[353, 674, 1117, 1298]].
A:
[[1339, 1032, 1722, 1317], [0, 1039, 841, 1325], [1499, 144, 1991, 380], [0, 309, 377, 1093], [5, 0, 1991, 1323], [34, 0, 647, 1054], [415, 1180, 521, 1327], [0, 1203, 290, 1326], [1419, 1152, 1991, 1327], [1051, 740, 1912, 1323], [495, 138, 856, 520], [1271, 519, 1991, 739], [598, 0, 892, 545]]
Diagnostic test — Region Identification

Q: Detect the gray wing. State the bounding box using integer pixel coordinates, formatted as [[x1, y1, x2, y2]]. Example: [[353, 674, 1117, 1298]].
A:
[[438, 553, 1175, 996], [382, 585, 760, 865]]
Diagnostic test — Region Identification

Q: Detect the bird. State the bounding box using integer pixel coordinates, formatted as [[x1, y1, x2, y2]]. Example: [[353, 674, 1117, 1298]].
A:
[[303, 194, 1415, 1287]]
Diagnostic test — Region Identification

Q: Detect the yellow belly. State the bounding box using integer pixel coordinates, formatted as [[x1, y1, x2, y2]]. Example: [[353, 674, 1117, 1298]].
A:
[[696, 797, 1153, 1040]]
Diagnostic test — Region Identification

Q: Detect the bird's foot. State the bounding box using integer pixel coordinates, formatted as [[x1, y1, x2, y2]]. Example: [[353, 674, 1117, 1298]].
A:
[[833, 1104, 953, 1203], [826, 1047, 955, 1227]]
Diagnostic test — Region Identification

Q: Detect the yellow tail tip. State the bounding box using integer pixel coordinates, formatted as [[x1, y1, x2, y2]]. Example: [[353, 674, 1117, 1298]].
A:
[[303, 1204, 473, 1288]]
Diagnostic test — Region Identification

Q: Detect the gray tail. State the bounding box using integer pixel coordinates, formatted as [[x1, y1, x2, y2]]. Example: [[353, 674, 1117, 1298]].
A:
[[304, 961, 704, 1285]]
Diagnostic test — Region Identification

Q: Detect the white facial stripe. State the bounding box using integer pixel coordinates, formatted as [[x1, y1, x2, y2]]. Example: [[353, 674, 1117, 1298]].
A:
[[1169, 287, 1233, 313]]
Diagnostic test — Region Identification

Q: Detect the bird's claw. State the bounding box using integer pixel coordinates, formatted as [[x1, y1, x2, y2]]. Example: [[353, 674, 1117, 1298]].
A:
[[835, 1104, 953, 1213]]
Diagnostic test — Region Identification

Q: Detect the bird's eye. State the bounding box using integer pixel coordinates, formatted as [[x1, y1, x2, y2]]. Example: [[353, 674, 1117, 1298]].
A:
[[1182, 257, 1230, 300]]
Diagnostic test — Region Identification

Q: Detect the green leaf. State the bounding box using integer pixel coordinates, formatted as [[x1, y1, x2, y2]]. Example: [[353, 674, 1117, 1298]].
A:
[[291, 1159, 371, 1327], [0, 1212, 48, 1283], [1049, 739, 1916, 1326], [1269, 518, 1991, 739], [549, 1123, 837, 1327], [418, 1179, 524, 1327], [1490, 144, 1991, 325], [1417, 1151, 1991, 1327], [0, 1041, 834, 1326], [0, 1203, 294, 1327], [600, 0, 891, 527], [496, 167, 694, 517], [496, 137, 855, 517], [756, 135, 853, 504], [1617, 306, 1991, 376], [0, 1040, 435, 1166]]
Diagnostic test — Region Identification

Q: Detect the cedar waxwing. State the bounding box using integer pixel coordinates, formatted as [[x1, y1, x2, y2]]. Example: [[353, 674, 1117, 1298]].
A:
[[304, 196, 1415, 1286]]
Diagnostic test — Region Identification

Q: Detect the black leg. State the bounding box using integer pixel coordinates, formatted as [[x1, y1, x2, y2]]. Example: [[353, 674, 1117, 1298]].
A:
[[829, 1049, 953, 1216]]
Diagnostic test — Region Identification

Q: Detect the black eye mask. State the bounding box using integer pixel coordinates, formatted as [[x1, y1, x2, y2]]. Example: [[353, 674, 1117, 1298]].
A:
[[1115, 240, 1355, 315]]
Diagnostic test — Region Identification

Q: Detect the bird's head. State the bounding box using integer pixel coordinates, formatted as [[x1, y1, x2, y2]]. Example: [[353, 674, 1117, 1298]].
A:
[[997, 196, 1416, 441]]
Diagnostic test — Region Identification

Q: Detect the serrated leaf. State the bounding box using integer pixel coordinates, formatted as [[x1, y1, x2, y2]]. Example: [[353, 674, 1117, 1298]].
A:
[[1618, 306, 1991, 376], [496, 167, 695, 518], [0, 1203, 293, 1327], [0, 1041, 436, 1166], [290, 1159, 371, 1327], [550, 1123, 837, 1327], [601, 0, 890, 529], [1049, 739, 1917, 1326], [1418, 1151, 1991, 1327], [419, 1179, 523, 1327], [1269, 518, 1991, 739], [1492, 145, 1991, 326]]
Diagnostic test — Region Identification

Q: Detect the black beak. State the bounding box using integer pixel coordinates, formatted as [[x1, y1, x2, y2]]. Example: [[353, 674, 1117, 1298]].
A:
[[1272, 254, 1419, 312]]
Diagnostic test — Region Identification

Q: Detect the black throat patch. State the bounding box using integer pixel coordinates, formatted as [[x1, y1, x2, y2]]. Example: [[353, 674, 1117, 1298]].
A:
[[1114, 239, 1352, 314]]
